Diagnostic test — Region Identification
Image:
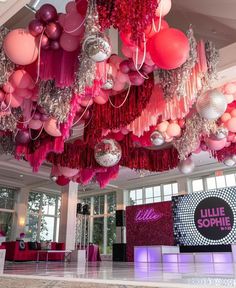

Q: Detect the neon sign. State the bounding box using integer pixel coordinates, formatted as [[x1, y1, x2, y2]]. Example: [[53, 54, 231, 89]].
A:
[[135, 208, 163, 222]]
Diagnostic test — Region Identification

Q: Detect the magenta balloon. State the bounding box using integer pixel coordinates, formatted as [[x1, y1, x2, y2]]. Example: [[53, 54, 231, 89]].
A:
[[50, 40, 60, 50], [39, 4, 58, 23], [15, 130, 30, 144], [33, 111, 41, 120], [65, 1, 77, 13], [45, 22, 62, 40], [141, 63, 155, 74], [59, 32, 81, 52], [41, 34, 50, 49], [37, 106, 47, 114], [119, 60, 130, 74], [40, 114, 49, 121], [64, 12, 84, 36], [28, 19, 44, 37], [128, 71, 145, 86], [128, 59, 137, 71]]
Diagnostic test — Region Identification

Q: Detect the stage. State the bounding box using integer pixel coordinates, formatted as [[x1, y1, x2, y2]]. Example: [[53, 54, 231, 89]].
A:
[[2, 261, 236, 288]]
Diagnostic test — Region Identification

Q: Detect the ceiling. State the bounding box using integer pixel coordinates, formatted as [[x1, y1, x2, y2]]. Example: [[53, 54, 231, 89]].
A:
[[1, 0, 236, 193]]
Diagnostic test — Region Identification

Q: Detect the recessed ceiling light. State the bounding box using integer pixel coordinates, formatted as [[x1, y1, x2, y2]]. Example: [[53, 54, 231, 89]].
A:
[[19, 174, 24, 178]]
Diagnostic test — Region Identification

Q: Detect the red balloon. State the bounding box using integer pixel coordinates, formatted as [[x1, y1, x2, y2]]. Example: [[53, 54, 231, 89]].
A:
[[50, 40, 60, 50], [76, 0, 88, 16], [128, 71, 145, 86], [40, 34, 50, 49], [144, 18, 169, 39], [119, 60, 130, 74], [148, 28, 190, 70], [56, 175, 70, 186], [45, 22, 62, 40]]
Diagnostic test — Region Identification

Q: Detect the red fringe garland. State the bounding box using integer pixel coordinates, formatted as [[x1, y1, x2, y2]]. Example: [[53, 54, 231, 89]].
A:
[[84, 74, 154, 145], [96, 0, 158, 43], [213, 143, 236, 162], [47, 134, 179, 172]]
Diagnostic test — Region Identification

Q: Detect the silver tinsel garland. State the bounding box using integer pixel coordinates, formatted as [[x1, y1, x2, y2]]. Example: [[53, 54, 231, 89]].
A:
[[0, 114, 17, 132], [0, 135, 15, 155], [205, 41, 219, 85], [0, 26, 15, 86], [158, 28, 197, 101], [173, 113, 217, 160], [38, 80, 72, 123]]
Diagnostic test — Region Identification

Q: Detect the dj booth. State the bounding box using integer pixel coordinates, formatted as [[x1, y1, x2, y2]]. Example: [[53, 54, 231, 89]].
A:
[[126, 187, 236, 263]]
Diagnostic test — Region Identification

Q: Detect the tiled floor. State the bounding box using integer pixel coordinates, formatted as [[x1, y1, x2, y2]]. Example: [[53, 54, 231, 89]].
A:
[[2, 261, 236, 287]]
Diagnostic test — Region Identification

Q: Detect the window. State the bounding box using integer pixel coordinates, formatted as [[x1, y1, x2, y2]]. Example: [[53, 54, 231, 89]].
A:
[[0, 187, 16, 239], [79, 191, 116, 255], [191, 172, 236, 193], [26, 192, 61, 242], [129, 182, 178, 205]]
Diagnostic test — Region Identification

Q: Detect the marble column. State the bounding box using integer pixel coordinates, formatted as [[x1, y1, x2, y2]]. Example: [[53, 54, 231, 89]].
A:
[[11, 187, 30, 240], [59, 181, 78, 250]]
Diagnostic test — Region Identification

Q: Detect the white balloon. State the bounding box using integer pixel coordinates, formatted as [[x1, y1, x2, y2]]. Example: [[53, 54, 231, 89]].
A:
[[178, 157, 195, 174]]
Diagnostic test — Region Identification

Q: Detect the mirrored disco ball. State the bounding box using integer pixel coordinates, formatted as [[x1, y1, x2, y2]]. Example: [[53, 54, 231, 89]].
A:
[[150, 130, 165, 146], [94, 139, 122, 167], [178, 157, 195, 174], [214, 127, 228, 140], [196, 89, 227, 120], [224, 156, 236, 167], [83, 34, 111, 62]]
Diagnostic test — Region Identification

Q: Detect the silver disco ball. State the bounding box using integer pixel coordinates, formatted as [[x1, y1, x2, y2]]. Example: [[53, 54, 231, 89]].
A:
[[196, 89, 227, 120], [102, 76, 114, 90], [94, 139, 122, 167], [83, 34, 112, 62], [178, 157, 195, 174], [223, 156, 236, 167], [214, 127, 228, 140], [150, 131, 165, 146]]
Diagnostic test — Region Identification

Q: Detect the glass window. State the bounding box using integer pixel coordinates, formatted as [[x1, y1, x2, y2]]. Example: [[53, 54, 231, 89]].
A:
[[25, 214, 38, 241], [172, 183, 178, 195], [225, 174, 236, 187], [40, 216, 55, 241], [154, 186, 161, 197], [0, 211, 13, 240], [0, 187, 16, 210], [146, 198, 154, 204], [94, 195, 105, 215], [107, 192, 116, 214], [206, 177, 216, 190], [216, 175, 226, 189], [93, 217, 104, 254], [163, 184, 172, 196], [192, 179, 204, 192], [107, 216, 116, 254], [154, 197, 161, 203], [136, 189, 142, 200], [145, 187, 153, 199]]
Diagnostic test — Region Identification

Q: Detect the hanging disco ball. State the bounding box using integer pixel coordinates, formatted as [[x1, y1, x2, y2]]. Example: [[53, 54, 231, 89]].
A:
[[50, 175, 58, 182], [223, 156, 236, 167], [83, 34, 112, 62], [214, 127, 228, 140], [196, 89, 227, 120], [150, 131, 165, 146], [102, 76, 114, 90], [94, 139, 122, 167], [178, 157, 195, 174]]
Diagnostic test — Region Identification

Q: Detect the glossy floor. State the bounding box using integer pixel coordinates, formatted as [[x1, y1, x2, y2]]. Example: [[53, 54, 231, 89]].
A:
[[2, 261, 236, 287]]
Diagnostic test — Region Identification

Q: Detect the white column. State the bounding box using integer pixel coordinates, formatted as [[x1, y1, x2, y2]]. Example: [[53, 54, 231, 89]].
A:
[[177, 177, 189, 195], [11, 187, 30, 240], [59, 181, 78, 250]]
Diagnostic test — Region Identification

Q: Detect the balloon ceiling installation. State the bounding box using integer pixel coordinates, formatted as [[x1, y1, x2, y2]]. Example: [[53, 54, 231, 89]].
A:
[[0, 0, 234, 187]]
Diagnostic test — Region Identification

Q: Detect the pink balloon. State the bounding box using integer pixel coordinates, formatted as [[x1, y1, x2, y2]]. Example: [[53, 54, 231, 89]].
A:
[[59, 166, 79, 177], [109, 55, 123, 69], [225, 141, 231, 148], [193, 147, 202, 154], [205, 137, 227, 151], [79, 96, 93, 107], [231, 109, 236, 117], [58, 13, 66, 27], [156, 0, 172, 17], [64, 12, 84, 36], [94, 90, 109, 105], [5, 93, 23, 108], [132, 49, 145, 65], [113, 80, 125, 92], [44, 118, 62, 137], [226, 117, 236, 132], [116, 71, 129, 83], [0, 90, 5, 101], [29, 119, 43, 130], [227, 132, 235, 142], [121, 44, 134, 58], [65, 1, 77, 13], [10, 70, 33, 89], [225, 94, 234, 104], [3, 29, 38, 65], [156, 121, 169, 132], [166, 123, 181, 137], [221, 113, 231, 123], [60, 32, 81, 52], [3, 82, 15, 93], [14, 88, 33, 99], [107, 63, 117, 78], [145, 52, 155, 66], [224, 83, 236, 94]]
